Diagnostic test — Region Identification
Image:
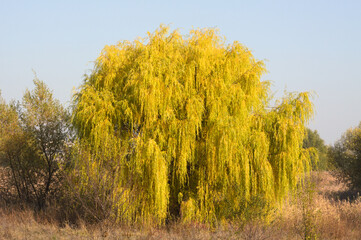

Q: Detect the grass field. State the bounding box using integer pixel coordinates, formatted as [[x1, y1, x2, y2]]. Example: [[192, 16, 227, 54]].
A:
[[1, 171, 361, 240]]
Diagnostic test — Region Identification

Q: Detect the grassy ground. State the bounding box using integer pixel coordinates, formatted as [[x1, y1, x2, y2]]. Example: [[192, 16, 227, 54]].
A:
[[1, 171, 361, 239]]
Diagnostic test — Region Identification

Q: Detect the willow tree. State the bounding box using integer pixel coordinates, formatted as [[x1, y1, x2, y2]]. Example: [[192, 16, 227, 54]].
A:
[[72, 26, 314, 224]]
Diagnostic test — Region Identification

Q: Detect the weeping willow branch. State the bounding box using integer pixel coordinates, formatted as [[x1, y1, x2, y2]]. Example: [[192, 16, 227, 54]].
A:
[[71, 25, 314, 225]]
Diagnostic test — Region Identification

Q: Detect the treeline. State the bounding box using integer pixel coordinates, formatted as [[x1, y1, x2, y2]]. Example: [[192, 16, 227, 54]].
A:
[[303, 125, 361, 191], [0, 26, 359, 227]]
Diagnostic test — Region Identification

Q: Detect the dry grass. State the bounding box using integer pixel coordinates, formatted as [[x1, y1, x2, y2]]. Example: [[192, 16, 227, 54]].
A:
[[274, 171, 361, 240], [0, 210, 237, 240], [1, 171, 361, 239]]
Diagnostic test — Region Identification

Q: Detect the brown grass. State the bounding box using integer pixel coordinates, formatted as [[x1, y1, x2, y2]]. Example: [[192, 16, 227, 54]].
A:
[[274, 171, 361, 240], [1, 171, 361, 239]]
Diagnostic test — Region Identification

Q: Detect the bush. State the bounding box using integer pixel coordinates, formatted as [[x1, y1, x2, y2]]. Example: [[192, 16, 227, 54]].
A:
[[0, 79, 70, 210], [329, 122, 361, 189], [303, 128, 330, 170], [60, 142, 133, 225]]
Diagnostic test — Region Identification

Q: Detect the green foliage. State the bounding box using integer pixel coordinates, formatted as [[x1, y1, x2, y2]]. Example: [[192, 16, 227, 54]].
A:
[[303, 128, 329, 170], [72, 26, 314, 225], [0, 79, 70, 209], [329, 122, 361, 189]]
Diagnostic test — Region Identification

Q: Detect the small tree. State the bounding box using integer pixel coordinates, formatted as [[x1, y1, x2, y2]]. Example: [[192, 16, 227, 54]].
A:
[[0, 79, 70, 210], [0, 95, 29, 202], [329, 122, 361, 189]]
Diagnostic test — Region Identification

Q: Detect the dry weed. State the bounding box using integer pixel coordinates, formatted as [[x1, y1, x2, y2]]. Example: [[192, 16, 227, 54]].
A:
[[1, 171, 361, 239]]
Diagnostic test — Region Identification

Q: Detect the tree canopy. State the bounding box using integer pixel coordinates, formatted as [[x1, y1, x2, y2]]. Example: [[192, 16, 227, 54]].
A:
[[329, 122, 361, 189], [72, 26, 314, 224], [303, 128, 328, 170], [0, 79, 69, 209]]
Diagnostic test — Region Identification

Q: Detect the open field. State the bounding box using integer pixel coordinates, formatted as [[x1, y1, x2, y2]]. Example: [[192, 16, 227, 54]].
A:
[[1, 171, 361, 240]]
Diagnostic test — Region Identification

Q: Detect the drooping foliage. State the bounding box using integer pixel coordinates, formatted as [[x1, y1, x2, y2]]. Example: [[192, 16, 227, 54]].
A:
[[303, 128, 329, 170], [72, 26, 314, 224]]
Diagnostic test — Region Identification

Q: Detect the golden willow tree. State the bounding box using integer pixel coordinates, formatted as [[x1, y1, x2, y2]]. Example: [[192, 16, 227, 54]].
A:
[[72, 26, 314, 225]]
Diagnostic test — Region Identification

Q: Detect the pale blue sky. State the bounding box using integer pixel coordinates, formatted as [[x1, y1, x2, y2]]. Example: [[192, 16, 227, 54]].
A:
[[1, 0, 360, 144]]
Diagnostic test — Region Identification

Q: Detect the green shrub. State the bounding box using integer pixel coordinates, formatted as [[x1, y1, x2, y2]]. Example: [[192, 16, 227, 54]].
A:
[[329, 122, 361, 189]]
